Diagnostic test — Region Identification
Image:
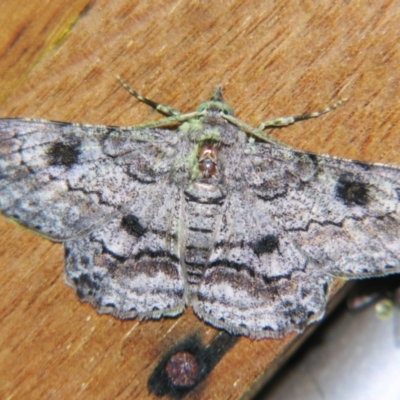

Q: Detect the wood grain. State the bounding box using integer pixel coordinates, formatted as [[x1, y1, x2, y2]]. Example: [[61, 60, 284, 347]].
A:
[[1, 1, 399, 398]]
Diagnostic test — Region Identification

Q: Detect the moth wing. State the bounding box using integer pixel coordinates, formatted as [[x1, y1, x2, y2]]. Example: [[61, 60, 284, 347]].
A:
[[244, 144, 400, 278], [0, 119, 179, 240], [0, 118, 188, 316], [193, 143, 400, 338], [191, 188, 332, 339], [64, 182, 188, 318]]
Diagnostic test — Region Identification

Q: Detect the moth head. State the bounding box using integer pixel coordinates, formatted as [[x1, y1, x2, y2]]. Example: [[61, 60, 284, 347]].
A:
[[196, 85, 234, 116]]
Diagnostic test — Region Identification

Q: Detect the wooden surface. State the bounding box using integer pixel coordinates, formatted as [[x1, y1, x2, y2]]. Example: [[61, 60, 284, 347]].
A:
[[0, 1, 400, 399]]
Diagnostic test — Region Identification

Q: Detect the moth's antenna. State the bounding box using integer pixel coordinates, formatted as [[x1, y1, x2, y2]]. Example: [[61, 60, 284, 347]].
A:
[[116, 76, 181, 116]]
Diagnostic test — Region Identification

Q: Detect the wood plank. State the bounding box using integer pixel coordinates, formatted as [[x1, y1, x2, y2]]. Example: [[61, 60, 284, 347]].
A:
[[1, 1, 399, 398]]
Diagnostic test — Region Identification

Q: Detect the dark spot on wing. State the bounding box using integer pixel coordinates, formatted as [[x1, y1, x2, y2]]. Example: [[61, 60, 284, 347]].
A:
[[307, 311, 315, 319], [73, 273, 100, 298], [307, 153, 318, 165], [47, 140, 81, 167], [262, 325, 273, 331], [80, 255, 91, 267], [73, 273, 100, 290], [335, 174, 369, 206], [253, 235, 279, 256], [322, 282, 329, 295], [353, 160, 371, 170], [207, 259, 255, 278], [121, 214, 147, 237]]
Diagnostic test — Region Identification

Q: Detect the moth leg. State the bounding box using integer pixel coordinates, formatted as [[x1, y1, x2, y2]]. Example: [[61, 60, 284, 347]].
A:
[[117, 76, 181, 116], [258, 98, 347, 129]]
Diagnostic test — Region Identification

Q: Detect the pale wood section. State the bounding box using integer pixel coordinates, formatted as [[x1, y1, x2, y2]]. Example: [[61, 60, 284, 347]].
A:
[[0, 1, 399, 398]]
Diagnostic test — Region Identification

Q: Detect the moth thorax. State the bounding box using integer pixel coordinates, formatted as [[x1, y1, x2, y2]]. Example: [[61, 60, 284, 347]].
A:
[[198, 143, 219, 178]]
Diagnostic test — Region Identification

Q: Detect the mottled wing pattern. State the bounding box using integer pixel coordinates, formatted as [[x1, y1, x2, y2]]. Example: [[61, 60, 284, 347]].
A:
[[193, 142, 400, 338], [64, 182, 187, 319], [0, 118, 187, 318], [0, 119, 178, 239], [256, 145, 400, 278], [2, 86, 400, 339]]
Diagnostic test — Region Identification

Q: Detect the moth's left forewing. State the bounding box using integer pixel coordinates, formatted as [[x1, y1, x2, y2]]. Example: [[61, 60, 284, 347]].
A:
[[0, 119, 180, 240], [0, 118, 188, 319], [0, 119, 120, 240]]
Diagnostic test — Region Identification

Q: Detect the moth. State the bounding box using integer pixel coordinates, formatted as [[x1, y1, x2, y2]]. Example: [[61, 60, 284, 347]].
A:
[[1, 79, 400, 339]]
